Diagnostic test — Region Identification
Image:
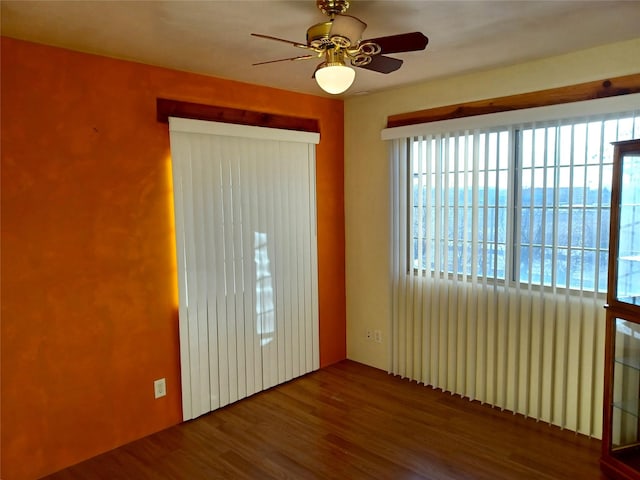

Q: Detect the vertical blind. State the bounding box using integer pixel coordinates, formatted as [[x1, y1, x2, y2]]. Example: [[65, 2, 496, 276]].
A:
[[169, 118, 320, 421], [385, 94, 640, 437]]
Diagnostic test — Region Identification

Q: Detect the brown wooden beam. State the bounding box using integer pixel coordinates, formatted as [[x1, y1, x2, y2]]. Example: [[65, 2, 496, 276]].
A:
[[387, 73, 640, 128], [157, 98, 320, 133]]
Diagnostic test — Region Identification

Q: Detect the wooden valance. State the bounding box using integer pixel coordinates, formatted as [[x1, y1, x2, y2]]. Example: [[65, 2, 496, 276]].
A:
[[387, 73, 640, 128], [157, 98, 320, 133]]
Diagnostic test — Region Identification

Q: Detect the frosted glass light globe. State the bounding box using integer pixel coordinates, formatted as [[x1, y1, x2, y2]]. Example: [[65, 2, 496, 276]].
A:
[[315, 64, 356, 94]]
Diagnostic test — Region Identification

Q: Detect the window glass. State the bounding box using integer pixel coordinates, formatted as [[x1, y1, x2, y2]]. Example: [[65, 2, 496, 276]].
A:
[[409, 112, 639, 292]]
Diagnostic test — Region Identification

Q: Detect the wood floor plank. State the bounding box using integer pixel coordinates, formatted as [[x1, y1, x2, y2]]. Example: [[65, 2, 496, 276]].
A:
[[43, 360, 605, 480]]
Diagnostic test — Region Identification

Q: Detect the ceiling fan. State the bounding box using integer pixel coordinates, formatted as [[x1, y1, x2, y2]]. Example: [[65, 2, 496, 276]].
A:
[[251, 0, 429, 95]]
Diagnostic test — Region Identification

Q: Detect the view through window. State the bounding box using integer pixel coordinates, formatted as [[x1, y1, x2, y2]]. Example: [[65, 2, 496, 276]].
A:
[[410, 113, 640, 292]]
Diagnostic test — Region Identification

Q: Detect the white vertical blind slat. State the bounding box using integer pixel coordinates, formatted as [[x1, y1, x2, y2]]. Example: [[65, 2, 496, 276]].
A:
[[187, 142, 210, 416], [415, 138, 425, 382], [301, 146, 312, 373], [292, 145, 303, 376], [309, 145, 320, 371], [479, 134, 490, 404], [232, 140, 247, 401], [220, 142, 237, 406], [211, 139, 230, 409], [290, 145, 302, 381], [281, 142, 295, 385], [420, 137, 431, 385], [395, 138, 408, 377], [194, 147, 212, 413], [389, 139, 401, 374], [201, 138, 220, 411], [263, 141, 278, 384], [169, 135, 194, 420], [263, 140, 279, 390], [237, 144, 254, 399], [256, 140, 268, 387], [248, 141, 263, 396], [450, 136, 459, 393]]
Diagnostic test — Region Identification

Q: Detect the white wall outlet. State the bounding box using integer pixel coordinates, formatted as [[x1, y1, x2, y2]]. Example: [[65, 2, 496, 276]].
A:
[[366, 329, 373, 341], [154, 378, 166, 399], [374, 330, 382, 343]]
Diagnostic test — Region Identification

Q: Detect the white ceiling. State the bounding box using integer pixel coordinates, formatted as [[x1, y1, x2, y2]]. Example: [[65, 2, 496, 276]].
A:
[[2, 0, 639, 98]]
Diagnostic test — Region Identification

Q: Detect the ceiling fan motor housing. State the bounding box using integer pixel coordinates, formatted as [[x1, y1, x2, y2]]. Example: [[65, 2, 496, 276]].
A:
[[307, 22, 333, 48]]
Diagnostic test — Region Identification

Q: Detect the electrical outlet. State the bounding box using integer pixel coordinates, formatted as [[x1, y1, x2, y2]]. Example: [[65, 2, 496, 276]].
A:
[[366, 329, 373, 341], [154, 378, 166, 399], [374, 330, 382, 343]]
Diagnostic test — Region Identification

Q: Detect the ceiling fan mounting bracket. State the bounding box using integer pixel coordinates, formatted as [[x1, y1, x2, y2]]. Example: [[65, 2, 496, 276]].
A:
[[316, 0, 350, 18]]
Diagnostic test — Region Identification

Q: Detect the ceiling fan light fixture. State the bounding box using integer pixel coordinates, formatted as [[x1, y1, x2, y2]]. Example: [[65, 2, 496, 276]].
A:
[[315, 63, 355, 94], [315, 48, 356, 94]]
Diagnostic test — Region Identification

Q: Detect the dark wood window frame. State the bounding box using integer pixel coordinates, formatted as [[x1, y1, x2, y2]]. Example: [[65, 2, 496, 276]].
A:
[[387, 73, 640, 128], [157, 98, 320, 133]]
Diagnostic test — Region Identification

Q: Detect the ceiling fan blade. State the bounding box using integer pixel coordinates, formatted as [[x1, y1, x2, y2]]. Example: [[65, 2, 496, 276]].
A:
[[253, 54, 317, 66], [356, 55, 403, 74], [362, 32, 428, 54], [329, 14, 367, 46], [251, 33, 314, 51]]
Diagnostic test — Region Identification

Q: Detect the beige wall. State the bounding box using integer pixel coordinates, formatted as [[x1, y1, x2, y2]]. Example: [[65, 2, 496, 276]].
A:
[[344, 38, 640, 370]]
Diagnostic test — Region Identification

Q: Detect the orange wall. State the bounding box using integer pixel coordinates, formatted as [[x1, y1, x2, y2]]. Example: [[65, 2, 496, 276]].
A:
[[0, 37, 346, 480]]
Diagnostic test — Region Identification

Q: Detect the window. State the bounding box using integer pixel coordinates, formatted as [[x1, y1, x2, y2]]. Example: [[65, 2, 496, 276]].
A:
[[410, 113, 640, 292], [388, 92, 640, 438]]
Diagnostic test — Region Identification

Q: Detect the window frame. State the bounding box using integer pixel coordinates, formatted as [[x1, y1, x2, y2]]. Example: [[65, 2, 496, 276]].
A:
[[403, 109, 640, 295]]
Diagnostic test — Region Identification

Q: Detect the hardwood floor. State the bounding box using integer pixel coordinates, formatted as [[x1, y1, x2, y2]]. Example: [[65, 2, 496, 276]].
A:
[[44, 360, 605, 479]]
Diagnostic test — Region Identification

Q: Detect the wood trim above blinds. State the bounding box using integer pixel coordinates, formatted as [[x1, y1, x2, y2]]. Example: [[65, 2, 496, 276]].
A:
[[382, 92, 640, 140], [386, 73, 640, 129], [157, 98, 320, 133]]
